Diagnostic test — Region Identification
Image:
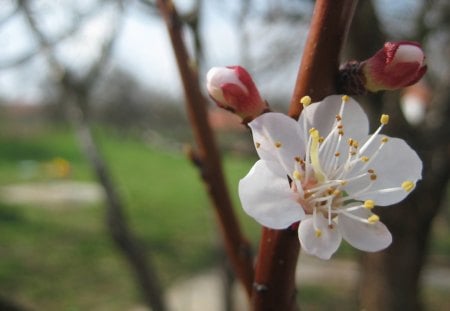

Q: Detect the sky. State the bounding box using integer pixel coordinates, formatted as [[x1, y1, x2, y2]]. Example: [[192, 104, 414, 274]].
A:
[[0, 0, 242, 103], [0, 0, 426, 104]]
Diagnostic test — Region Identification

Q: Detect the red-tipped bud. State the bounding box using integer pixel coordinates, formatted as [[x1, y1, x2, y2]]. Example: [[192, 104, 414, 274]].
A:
[[362, 41, 427, 92], [206, 66, 268, 122]]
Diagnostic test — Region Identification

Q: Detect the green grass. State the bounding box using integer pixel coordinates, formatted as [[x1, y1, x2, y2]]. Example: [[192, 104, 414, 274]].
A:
[[0, 123, 448, 310], [0, 124, 259, 310]]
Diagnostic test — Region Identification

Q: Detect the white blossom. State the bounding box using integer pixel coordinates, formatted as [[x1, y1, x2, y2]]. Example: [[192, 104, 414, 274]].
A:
[[239, 95, 422, 259]]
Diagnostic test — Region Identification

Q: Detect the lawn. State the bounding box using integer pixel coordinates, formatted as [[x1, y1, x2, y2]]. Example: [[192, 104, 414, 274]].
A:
[[0, 121, 449, 310], [0, 122, 259, 310]]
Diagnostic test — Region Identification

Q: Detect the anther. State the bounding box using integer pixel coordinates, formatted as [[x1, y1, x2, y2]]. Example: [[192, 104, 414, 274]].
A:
[[255, 142, 261, 149], [363, 200, 375, 209], [361, 156, 370, 162], [370, 174, 377, 181], [275, 141, 282, 148], [301, 96, 312, 106], [342, 95, 350, 102], [381, 137, 389, 143], [293, 170, 302, 180], [401, 181, 414, 192], [336, 115, 342, 121], [315, 229, 322, 238], [335, 152, 340, 157], [380, 114, 390, 125], [368, 214, 380, 224]]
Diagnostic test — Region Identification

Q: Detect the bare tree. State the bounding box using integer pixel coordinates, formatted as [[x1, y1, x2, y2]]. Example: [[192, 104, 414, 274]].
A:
[[6, 1, 168, 310]]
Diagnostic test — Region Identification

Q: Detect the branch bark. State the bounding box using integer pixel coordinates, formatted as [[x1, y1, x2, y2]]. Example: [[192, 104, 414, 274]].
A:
[[156, 0, 254, 297], [251, 1, 358, 310]]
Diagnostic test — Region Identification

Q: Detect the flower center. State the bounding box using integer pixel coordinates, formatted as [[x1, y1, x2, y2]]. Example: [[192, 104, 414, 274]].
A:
[[293, 95, 415, 227]]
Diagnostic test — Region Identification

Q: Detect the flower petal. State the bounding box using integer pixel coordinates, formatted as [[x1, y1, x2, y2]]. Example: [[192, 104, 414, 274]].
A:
[[298, 215, 342, 260], [239, 160, 304, 229], [299, 95, 369, 143], [338, 210, 392, 252], [347, 136, 422, 205], [249, 112, 305, 177]]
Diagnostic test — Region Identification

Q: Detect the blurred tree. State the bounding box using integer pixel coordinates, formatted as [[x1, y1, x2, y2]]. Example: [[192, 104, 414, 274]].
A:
[[347, 1, 450, 310], [0, 1, 168, 310]]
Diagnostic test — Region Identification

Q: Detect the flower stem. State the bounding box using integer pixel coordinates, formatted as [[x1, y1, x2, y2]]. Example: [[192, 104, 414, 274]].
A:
[[156, 0, 254, 297], [252, 0, 358, 309]]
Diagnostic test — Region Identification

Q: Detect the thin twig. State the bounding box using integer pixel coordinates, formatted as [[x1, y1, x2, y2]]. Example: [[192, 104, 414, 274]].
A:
[[251, 1, 358, 310], [156, 0, 254, 297]]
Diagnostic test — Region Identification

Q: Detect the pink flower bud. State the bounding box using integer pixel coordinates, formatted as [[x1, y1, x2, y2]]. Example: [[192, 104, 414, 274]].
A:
[[362, 41, 427, 92], [206, 66, 268, 122]]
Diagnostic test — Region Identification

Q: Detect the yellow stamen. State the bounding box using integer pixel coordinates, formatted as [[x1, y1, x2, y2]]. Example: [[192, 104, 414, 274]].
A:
[[309, 129, 326, 182], [368, 214, 380, 224], [401, 181, 414, 192], [300, 96, 312, 106], [293, 170, 302, 180], [255, 142, 261, 149], [342, 95, 350, 102], [275, 141, 282, 148], [361, 156, 370, 162], [315, 229, 322, 238], [380, 114, 390, 125], [370, 174, 377, 181], [381, 137, 389, 143], [363, 200, 375, 209]]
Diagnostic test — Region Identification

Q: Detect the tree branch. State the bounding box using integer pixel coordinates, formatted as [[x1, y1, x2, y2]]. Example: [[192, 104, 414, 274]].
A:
[[289, 0, 358, 114], [156, 0, 255, 297]]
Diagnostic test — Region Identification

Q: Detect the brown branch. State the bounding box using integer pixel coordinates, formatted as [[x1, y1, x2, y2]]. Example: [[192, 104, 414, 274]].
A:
[[289, 0, 358, 114], [251, 1, 359, 310], [156, 0, 255, 297]]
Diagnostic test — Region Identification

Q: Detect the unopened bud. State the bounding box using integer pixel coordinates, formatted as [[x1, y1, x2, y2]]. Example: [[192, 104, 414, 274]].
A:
[[362, 41, 427, 92], [206, 66, 268, 122], [338, 41, 427, 94]]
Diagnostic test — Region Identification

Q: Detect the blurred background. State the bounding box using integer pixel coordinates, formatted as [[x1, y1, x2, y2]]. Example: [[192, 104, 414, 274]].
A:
[[0, 0, 448, 310]]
